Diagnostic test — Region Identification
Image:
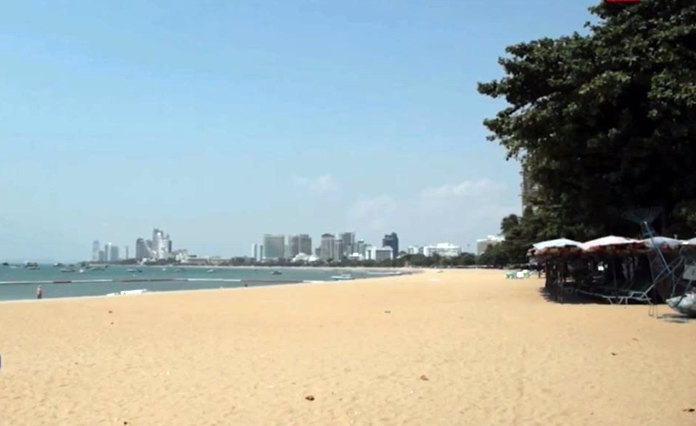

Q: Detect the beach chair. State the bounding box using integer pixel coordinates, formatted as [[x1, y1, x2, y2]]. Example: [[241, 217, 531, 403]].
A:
[[619, 281, 654, 303]]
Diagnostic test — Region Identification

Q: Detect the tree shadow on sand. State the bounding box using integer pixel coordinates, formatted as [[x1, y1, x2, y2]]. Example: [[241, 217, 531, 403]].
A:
[[537, 287, 606, 305]]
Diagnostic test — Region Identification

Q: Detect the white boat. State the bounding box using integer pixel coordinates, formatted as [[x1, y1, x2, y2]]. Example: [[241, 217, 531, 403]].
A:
[[666, 293, 696, 317], [331, 274, 354, 281], [106, 289, 148, 297]]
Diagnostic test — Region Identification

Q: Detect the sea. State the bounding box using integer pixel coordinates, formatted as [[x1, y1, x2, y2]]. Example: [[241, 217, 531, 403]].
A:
[[0, 264, 398, 302]]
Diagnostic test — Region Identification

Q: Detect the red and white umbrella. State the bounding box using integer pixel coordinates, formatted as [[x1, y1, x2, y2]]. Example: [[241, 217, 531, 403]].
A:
[[581, 236, 646, 255]]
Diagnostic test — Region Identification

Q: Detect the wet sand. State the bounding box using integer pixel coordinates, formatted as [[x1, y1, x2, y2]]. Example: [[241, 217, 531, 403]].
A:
[[0, 269, 694, 425]]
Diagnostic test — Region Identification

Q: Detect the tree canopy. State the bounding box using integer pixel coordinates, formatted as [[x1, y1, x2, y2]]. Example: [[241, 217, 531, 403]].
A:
[[478, 0, 696, 254]]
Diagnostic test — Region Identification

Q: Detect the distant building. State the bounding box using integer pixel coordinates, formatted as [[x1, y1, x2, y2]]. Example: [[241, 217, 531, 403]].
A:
[[476, 236, 505, 255], [135, 238, 149, 261], [333, 239, 345, 260], [382, 232, 399, 259], [152, 229, 171, 260], [98, 250, 106, 262], [110, 245, 120, 262], [314, 247, 321, 257], [288, 234, 312, 257], [104, 242, 112, 262], [320, 233, 335, 260], [338, 232, 355, 257], [423, 243, 462, 258], [298, 234, 312, 255], [366, 246, 393, 262], [407, 246, 424, 255], [91, 240, 100, 262], [263, 234, 285, 260], [356, 240, 367, 256], [251, 243, 265, 261]]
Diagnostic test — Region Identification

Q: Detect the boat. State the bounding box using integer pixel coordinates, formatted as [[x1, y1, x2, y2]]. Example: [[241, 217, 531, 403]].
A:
[[126, 268, 142, 273], [271, 270, 282, 275], [331, 274, 354, 281], [174, 268, 186, 272], [206, 268, 216, 273], [60, 268, 77, 273], [106, 289, 148, 297]]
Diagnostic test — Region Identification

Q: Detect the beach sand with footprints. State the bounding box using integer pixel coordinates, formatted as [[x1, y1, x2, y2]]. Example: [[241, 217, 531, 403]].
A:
[[0, 269, 694, 425]]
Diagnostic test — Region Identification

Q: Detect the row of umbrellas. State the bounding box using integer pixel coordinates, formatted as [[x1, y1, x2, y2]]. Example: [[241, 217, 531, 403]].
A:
[[530, 236, 696, 256]]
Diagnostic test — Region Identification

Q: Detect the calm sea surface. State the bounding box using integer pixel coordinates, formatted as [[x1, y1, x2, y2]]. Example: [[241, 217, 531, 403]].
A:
[[0, 265, 392, 301]]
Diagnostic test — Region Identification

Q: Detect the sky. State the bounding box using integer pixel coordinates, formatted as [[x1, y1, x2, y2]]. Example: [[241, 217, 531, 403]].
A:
[[0, 0, 599, 261]]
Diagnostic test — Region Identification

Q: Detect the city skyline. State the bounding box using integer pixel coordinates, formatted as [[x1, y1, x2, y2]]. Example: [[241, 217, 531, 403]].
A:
[[0, 0, 585, 261]]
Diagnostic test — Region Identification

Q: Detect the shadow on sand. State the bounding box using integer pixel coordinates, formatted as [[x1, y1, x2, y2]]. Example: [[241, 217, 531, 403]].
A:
[[537, 287, 606, 305], [538, 287, 696, 323]]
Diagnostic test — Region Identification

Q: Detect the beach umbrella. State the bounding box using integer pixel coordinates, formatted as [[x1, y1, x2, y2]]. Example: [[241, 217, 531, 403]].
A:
[[532, 238, 582, 256], [642, 236, 684, 252], [532, 238, 582, 250], [683, 237, 696, 247], [581, 235, 645, 255]]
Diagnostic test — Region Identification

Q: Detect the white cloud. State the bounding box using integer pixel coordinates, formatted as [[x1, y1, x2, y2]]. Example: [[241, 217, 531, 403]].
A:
[[291, 174, 339, 194], [346, 179, 518, 247]]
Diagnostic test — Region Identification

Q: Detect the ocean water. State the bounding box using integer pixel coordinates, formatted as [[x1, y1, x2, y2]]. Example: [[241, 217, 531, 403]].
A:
[[0, 265, 391, 301]]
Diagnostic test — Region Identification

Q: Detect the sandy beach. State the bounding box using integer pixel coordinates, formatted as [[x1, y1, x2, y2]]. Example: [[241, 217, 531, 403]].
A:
[[0, 269, 694, 426]]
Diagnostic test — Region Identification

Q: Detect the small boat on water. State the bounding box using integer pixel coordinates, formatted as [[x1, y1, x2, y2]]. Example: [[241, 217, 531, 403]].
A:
[[271, 270, 282, 275], [331, 274, 354, 281], [61, 268, 77, 273], [174, 268, 186, 272], [206, 268, 216, 273], [106, 289, 148, 297], [126, 268, 143, 273]]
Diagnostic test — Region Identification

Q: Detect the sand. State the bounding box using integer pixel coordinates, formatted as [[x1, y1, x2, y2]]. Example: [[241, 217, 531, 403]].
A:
[[0, 269, 694, 426]]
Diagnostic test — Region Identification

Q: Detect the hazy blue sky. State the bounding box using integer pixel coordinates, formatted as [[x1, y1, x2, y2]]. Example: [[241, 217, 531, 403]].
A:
[[0, 0, 598, 261]]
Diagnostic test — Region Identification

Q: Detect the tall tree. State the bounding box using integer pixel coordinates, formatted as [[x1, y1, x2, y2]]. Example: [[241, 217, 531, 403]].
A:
[[478, 0, 696, 240]]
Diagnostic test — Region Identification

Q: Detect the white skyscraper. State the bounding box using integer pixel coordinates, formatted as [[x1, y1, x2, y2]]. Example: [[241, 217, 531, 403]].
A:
[[151, 228, 171, 260], [91, 240, 100, 262], [104, 242, 113, 262]]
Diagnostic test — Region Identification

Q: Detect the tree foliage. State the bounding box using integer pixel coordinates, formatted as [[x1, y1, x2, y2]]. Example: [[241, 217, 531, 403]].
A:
[[478, 0, 696, 241]]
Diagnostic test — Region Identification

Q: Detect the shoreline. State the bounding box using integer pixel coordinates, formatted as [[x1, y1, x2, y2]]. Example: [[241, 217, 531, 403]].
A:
[[0, 270, 424, 305]]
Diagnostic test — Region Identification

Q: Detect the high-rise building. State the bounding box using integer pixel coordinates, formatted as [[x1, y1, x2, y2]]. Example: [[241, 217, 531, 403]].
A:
[[135, 238, 149, 260], [338, 232, 355, 256], [98, 250, 106, 262], [91, 240, 101, 262], [167, 239, 173, 254], [104, 242, 113, 262], [251, 243, 265, 261], [476, 236, 505, 255], [320, 233, 335, 260], [333, 239, 345, 260], [288, 234, 312, 258], [263, 234, 285, 259], [382, 232, 399, 259], [356, 240, 367, 256], [110, 245, 120, 262]]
